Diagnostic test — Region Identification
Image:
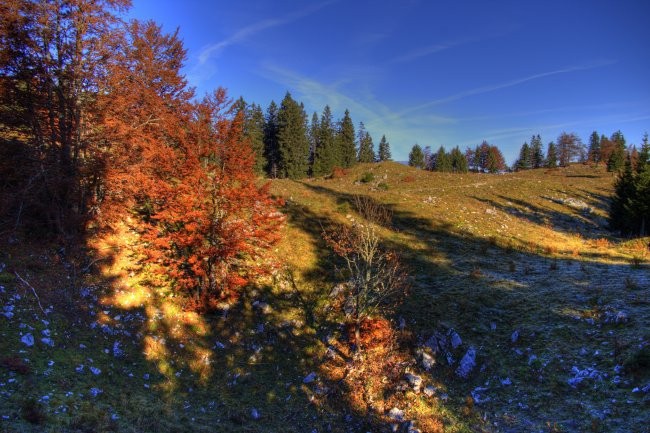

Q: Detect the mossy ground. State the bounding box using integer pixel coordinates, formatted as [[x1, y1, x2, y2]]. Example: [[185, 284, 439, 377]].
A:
[[1, 162, 648, 432]]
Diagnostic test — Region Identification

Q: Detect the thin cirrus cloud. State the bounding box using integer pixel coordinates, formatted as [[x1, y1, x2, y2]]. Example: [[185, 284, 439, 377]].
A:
[[197, 0, 337, 66], [390, 39, 469, 64], [400, 60, 618, 115]]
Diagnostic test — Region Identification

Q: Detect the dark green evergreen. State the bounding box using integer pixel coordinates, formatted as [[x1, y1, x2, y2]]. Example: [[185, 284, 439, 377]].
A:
[[264, 100, 280, 178], [530, 134, 544, 168], [435, 146, 452, 172], [357, 122, 375, 163], [588, 131, 601, 164], [239, 102, 267, 175], [337, 109, 357, 168], [408, 144, 425, 169], [377, 135, 392, 162], [516, 142, 531, 171], [545, 141, 558, 168], [450, 146, 468, 173], [607, 130, 626, 172], [277, 92, 310, 179], [308, 112, 319, 175], [311, 105, 337, 176]]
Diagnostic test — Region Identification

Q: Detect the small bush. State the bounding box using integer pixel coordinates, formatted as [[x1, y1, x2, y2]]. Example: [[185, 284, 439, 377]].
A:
[[331, 166, 348, 179], [359, 172, 375, 183], [377, 182, 389, 191], [402, 175, 416, 183]]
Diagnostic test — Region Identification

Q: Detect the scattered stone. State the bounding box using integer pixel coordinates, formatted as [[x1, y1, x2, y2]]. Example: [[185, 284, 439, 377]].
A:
[[449, 329, 462, 349], [456, 347, 476, 378], [113, 341, 123, 358], [250, 408, 260, 420], [604, 310, 629, 324], [387, 407, 404, 421], [89, 387, 103, 397], [90, 366, 101, 375], [490, 322, 497, 331], [405, 373, 423, 392], [303, 372, 317, 384], [423, 385, 436, 397], [500, 377, 512, 386], [420, 351, 435, 371], [511, 330, 519, 343], [471, 386, 490, 404], [567, 366, 603, 387], [21, 333, 34, 347], [75, 364, 84, 373], [41, 337, 54, 347]]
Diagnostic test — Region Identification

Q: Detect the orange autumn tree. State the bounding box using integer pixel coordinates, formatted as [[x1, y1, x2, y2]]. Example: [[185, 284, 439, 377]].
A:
[[99, 20, 283, 310]]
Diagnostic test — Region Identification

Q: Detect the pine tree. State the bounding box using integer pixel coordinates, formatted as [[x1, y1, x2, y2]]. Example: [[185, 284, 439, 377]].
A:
[[308, 112, 319, 175], [587, 131, 601, 165], [449, 146, 468, 173], [530, 134, 545, 168], [277, 92, 310, 179], [435, 146, 452, 172], [546, 142, 558, 168], [357, 122, 375, 163], [516, 142, 531, 171], [408, 144, 425, 169], [337, 109, 356, 168], [240, 102, 267, 175], [378, 135, 392, 161], [264, 101, 280, 177], [607, 130, 626, 172]]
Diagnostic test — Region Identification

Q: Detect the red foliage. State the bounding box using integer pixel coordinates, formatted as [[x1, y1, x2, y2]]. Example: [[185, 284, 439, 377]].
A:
[[346, 317, 394, 349], [330, 166, 348, 179]]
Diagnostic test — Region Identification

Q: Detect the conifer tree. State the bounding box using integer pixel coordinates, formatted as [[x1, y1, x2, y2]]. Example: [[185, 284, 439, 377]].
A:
[[264, 101, 280, 177], [546, 142, 558, 168], [357, 122, 375, 163], [337, 109, 357, 168], [240, 102, 267, 175], [607, 130, 626, 172], [308, 112, 319, 174], [277, 92, 310, 179], [408, 144, 425, 169], [378, 135, 392, 161], [587, 131, 601, 165], [530, 134, 545, 168], [450, 146, 468, 173], [435, 146, 452, 172], [516, 142, 531, 171]]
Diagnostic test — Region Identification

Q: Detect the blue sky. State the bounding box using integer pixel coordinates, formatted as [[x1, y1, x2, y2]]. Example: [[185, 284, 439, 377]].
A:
[[128, 0, 650, 164]]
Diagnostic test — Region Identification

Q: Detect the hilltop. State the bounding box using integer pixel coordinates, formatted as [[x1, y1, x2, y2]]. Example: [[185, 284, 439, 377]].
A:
[[1, 162, 649, 432]]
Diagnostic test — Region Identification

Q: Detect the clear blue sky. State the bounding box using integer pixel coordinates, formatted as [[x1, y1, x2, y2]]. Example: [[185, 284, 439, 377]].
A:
[[128, 0, 650, 164]]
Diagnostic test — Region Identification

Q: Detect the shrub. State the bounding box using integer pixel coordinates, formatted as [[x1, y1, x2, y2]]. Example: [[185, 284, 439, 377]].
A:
[[377, 182, 389, 191], [359, 172, 375, 183], [331, 166, 348, 179]]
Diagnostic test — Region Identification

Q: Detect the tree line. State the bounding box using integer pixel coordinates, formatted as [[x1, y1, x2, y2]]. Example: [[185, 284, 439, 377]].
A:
[[408, 141, 507, 173], [235, 96, 393, 179]]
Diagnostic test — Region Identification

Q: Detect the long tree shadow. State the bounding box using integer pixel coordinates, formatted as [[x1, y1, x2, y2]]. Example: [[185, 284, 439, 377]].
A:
[[292, 181, 649, 432]]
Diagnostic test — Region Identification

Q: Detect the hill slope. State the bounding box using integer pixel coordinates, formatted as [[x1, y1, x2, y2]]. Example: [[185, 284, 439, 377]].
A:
[[1, 162, 648, 432]]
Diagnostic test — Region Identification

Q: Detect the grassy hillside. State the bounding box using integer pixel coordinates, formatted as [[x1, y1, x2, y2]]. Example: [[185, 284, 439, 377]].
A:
[[1, 162, 648, 432]]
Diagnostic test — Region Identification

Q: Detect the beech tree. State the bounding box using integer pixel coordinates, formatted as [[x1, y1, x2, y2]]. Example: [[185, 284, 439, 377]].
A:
[[556, 132, 584, 167]]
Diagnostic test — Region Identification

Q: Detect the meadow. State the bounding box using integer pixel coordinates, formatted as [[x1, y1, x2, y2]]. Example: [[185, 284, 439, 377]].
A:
[[1, 162, 648, 432]]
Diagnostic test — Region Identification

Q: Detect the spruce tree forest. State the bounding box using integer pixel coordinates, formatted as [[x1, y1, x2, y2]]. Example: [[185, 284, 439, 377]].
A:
[[0, 2, 648, 433]]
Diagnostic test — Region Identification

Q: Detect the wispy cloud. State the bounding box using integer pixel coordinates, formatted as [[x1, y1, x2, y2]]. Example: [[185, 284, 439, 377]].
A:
[[402, 60, 617, 114], [260, 64, 457, 154], [390, 39, 469, 64], [197, 1, 337, 65]]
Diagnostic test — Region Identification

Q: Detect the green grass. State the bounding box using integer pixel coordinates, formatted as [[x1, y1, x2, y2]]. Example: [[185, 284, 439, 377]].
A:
[[1, 162, 648, 432]]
